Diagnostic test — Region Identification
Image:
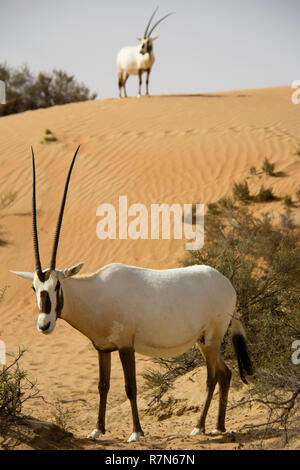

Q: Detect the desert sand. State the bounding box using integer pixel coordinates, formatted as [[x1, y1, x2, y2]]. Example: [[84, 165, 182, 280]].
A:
[[0, 86, 299, 450]]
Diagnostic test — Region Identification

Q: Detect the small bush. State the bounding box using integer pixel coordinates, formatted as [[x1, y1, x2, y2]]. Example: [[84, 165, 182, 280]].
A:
[[233, 180, 251, 202], [0, 192, 17, 246], [217, 196, 235, 210], [262, 157, 275, 176], [44, 135, 58, 143], [207, 202, 219, 215], [283, 195, 293, 207], [0, 349, 39, 416], [143, 347, 203, 405], [41, 129, 58, 144], [257, 185, 275, 202], [280, 209, 295, 230], [250, 166, 256, 175], [0, 192, 17, 211], [296, 188, 300, 202], [51, 401, 72, 431]]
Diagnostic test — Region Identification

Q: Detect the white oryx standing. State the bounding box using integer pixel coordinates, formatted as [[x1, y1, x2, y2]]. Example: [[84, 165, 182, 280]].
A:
[[11, 147, 253, 443], [117, 8, 174, 98]]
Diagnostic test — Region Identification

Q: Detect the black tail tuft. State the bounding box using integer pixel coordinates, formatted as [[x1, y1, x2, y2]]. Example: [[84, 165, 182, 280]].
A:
[[232, 333, 253, 384]]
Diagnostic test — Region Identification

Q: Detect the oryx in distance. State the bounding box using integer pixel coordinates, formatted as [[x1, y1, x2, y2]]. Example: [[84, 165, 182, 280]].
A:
[[117, 7, 174, 98], [11, 147, 253, 443]]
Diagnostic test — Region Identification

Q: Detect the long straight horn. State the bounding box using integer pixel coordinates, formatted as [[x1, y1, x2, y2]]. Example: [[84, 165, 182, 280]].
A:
[[147, 12, 174, 38], [50, 146, 80, 271], [31, 147, 42, 274], [144, 6, 159, 38]]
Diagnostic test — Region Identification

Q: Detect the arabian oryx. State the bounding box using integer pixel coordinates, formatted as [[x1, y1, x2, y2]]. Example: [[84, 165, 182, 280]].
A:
[[11, 147, 253, 443], [117, 7, 174, 98]]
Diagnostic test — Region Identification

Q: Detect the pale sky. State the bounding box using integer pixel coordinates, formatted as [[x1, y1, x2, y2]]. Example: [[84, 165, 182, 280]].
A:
[[1, 0, 299, 99]]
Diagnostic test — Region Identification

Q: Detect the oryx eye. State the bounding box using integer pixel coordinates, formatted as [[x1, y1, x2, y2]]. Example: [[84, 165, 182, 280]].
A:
[[55, 281, 60, 292], [32, 286, 36, 292]]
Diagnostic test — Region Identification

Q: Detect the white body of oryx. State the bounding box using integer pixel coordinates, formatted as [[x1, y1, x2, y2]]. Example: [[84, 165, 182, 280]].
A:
[[61, 263, 237, 358], [117, 45, 155, 76]]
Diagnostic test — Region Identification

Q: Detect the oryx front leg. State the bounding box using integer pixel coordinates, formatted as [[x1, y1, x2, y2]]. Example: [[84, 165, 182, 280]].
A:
[[137, 70, 142, 98], [119, 347, 144, 442], [145, 68, 151, 96], [87, 351, 111, 440]]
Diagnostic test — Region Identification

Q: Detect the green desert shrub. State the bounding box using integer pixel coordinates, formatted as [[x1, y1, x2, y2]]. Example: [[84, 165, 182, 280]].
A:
[[0, 349, 39, 416], [0, 63, 97, 116], [207, 202, 219, 215], [283, 195, 293, 208], [262, 157, 275, 176], [233, 180, 251, 202], [142, 347, 203, 405], [0, 192, 17, 246], [41, 129, 58, 143], [217, 196, 235, 210], [256, 185, 275, 202]]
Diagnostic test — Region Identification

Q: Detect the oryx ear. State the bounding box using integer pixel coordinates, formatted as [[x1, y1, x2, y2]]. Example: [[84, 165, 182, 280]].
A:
[[151, 35, 159, 40], [62, 263, 84, 278], [10, 271, 34, 281], [137, 37, 143, 41]]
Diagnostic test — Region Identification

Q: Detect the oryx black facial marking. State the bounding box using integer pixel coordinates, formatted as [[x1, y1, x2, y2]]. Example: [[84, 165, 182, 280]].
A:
[[199, 335, 205, 345], [37, 270, 51, 283], [140, 40, 152, 55], [40, 290, 51, 314], [55, 280, 64, 318]]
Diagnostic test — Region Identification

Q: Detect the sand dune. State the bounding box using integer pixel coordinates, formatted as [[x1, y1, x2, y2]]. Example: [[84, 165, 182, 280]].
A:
[[0, 86, 299, 449]]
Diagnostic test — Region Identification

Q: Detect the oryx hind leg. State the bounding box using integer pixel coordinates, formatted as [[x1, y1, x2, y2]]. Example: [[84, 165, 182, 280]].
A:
[[213, 355, 232, 434], [190, 338, 220, 436], [190, 332, 232, 437], [118, 70, 129, 98], [118, 70, 123, 98], [123, 72, 129, 98]]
